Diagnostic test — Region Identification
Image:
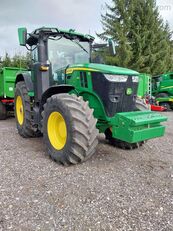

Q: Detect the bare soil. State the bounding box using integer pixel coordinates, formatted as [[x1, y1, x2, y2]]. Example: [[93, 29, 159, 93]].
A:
[[0, 112, 172, 231]]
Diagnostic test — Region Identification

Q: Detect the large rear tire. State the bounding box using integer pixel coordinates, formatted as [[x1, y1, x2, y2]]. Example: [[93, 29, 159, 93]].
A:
[[15, 81, 41, 138], [0, 102, 7, 120], [42, 94, 99, 165]]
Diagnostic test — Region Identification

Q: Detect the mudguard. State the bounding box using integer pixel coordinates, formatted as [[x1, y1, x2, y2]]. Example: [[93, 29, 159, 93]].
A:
[[15, 72, 33, 92]]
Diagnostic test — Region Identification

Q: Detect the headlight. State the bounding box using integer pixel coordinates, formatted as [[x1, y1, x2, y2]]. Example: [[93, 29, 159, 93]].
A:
[[104, 74, 128, 82], [132, 76, 139, 82]]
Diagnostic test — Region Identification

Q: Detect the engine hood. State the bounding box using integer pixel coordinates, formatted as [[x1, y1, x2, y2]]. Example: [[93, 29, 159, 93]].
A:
[[66, 63, 139, 76]]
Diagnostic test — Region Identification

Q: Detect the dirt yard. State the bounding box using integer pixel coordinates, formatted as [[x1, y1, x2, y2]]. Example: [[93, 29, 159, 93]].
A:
[[0, 112, 172, 231]]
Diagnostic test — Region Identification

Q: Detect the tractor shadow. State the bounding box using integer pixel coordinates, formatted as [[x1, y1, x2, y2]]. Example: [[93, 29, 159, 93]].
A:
[[86, 135, 127, 165]]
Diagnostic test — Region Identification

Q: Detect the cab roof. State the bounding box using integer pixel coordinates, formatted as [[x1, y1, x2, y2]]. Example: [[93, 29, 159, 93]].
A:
[[27, 27, 95, 46]]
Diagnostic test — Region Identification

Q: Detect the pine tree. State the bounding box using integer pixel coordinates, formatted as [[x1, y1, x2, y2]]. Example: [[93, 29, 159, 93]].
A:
[[99, 0, 173, 75]]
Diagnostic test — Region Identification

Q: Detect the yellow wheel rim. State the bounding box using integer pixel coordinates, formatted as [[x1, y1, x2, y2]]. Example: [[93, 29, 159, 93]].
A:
[[48, 112, 67, 150], [16, 96, 24, 125]]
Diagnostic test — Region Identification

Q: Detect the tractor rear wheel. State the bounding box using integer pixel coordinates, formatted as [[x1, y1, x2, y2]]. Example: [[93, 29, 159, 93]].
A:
[[159, 102, 171, 111], [105, 128, 144, 150], [0, 102, 7, 120], [15, 81, 41, 138], [42, 94, 99, 165]]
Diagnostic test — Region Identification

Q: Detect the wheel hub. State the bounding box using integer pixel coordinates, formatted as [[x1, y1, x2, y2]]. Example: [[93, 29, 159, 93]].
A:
[[47, 112, 67, 150], [16, 96, 24, 125]]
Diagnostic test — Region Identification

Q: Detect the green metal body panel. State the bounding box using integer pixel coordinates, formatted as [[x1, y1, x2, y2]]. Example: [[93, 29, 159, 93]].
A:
[[0, 67, 23, 98], [137, 73, 151, 97], [152, 72, 173, 96]]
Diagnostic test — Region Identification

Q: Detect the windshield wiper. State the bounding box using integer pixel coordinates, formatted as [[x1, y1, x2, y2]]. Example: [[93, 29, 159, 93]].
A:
[[71, 39, 89, 54]]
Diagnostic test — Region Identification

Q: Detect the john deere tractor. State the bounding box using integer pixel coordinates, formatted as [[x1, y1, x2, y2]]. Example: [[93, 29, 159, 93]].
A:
[[14, 27, 167, 165]]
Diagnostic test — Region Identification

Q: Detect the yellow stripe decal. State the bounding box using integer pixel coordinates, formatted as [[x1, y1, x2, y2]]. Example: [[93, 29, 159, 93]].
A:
[[66, 67, 99, 74], [161, 86, 173, 90]]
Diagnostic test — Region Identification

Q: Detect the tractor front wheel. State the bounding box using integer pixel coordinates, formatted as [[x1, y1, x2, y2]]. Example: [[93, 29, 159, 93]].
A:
[[42, 94, 99, 165], [105, 128, 144, 150], [0, 102, 7, 120]]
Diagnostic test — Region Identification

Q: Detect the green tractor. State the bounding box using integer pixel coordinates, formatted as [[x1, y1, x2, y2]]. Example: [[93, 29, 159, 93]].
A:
[[0, 67, 24, 120], [14, 27, 167, 165]]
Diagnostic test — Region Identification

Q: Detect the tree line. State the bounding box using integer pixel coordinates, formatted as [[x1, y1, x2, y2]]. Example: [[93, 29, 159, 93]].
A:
[[0, 52, 31, 69]]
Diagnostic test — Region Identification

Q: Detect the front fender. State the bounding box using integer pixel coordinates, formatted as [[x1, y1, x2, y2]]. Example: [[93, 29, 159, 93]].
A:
[[79, 90, 107, 120], [40, 85, 75, 111], [15, 72, 33, 92]]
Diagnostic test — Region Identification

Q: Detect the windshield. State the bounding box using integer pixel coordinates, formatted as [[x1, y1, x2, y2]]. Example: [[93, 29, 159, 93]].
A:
[[48, 37, 90, 73]]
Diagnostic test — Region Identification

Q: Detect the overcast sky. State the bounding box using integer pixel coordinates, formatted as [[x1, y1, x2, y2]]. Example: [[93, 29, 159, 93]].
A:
[[0, 0, 172, 57]]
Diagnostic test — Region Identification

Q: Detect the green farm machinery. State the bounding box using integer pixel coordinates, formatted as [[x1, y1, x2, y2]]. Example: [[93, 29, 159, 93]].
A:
[[137, 73, 152, 98], [0, 67, 23, 119], [152, 72, 173, 110], [137, 73, 167, 112], [14, 27, 167, 165]]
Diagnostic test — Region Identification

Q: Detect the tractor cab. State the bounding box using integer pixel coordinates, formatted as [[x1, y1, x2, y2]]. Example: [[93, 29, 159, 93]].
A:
[[19, 27, 116, 82]]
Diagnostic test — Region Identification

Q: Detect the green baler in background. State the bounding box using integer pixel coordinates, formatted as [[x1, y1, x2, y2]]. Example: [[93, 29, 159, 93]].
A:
[[137, 73, 168, 111], [0, 67, 23, 119], [152, 72, 173, 110]]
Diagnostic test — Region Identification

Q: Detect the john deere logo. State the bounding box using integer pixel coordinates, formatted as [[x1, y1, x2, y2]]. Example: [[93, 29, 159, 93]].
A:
[[126, 88, 133, 95]]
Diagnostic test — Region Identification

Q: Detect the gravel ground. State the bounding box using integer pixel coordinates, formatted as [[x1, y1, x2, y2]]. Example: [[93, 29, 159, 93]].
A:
[[0, 112, 173, 231]]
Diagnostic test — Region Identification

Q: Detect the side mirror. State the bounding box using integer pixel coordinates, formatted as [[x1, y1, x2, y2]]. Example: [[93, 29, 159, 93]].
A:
[[108, 38, 116, 56], [18, 27, 27, 46]]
